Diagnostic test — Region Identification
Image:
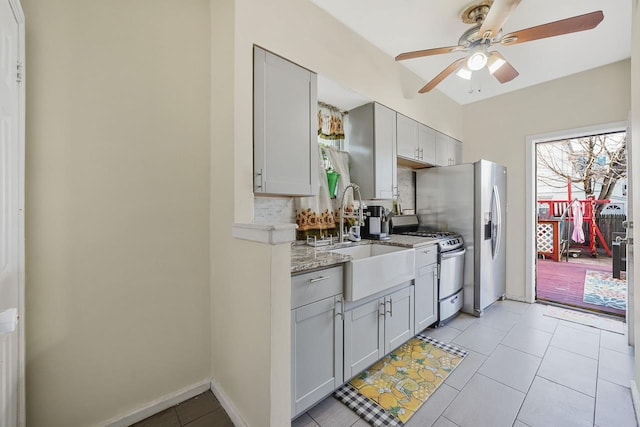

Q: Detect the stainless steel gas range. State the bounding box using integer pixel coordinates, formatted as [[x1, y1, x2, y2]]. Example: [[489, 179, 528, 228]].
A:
[[391, 215, 465, 325]]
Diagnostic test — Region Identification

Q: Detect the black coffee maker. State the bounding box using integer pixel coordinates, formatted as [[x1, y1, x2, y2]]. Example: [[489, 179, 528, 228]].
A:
[[362, 205, 391, 240]]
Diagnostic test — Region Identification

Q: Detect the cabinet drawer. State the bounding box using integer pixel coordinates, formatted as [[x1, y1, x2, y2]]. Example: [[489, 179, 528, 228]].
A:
[[415, 244, 437, 267], [292, 266, 343, 309]]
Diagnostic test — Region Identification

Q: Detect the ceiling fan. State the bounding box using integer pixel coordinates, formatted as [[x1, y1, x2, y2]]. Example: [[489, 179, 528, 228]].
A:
[[395, 0, 604, 93]]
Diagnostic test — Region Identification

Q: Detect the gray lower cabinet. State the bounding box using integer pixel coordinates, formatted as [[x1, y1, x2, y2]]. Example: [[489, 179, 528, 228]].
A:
[[343, 298, 383, 380], [414, 244, 438, 332], [291, 266, 343, 418], [254, 46, 318, 196], [343, 285, 414, 381]]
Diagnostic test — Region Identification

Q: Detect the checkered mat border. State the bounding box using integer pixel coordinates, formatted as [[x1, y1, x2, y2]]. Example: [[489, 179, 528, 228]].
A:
[[334, 383, 403, 427], [334, 336, 467, 426], [416, 334, 468, 358]]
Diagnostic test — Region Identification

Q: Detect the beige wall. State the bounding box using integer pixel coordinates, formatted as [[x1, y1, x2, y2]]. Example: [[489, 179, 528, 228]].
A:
[[462, 60, 631, 300], [23, 1, 212, 425]]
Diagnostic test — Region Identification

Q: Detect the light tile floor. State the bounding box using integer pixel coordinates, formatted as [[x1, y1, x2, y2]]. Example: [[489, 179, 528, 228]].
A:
[[293, 301, 638, 427]]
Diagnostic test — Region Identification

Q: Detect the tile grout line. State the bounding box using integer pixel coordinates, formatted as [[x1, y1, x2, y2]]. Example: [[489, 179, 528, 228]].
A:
[[509, 304, 556, 425], [592, 330, 602, 426]]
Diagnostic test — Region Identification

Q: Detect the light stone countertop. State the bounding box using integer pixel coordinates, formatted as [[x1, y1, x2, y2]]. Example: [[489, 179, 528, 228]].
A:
[[290, 242, 356, 274], [291, 235, 438, 274]]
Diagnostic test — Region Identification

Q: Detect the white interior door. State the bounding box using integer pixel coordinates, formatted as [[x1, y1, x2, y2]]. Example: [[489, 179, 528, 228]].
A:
[[0, 0, 24, 425]]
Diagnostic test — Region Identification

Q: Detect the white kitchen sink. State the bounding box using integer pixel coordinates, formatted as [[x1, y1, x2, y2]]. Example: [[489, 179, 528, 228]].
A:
[[331, 244, 415, 301]]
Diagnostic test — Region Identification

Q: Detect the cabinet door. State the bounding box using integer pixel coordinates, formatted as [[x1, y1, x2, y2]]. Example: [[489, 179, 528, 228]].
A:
[[451, 140, 462, 165], [373, 103, 397, 199], [435, 132, 451, 166], [418, 124, 436, 165], [291, 295, 343, 417], [384, 286, 415, 354], [254, 47, 318, 196], [343, 298, 384, 381], [396, 113, 419, 160], [414, 247, 438, 332]]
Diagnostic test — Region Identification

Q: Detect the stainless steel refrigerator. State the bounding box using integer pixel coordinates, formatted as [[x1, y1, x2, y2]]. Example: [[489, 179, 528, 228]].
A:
[[416, 160, 507, 316]]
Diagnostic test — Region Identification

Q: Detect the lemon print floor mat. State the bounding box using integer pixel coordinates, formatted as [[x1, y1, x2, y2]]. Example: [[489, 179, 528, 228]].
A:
[[335, 334, 467, 426]]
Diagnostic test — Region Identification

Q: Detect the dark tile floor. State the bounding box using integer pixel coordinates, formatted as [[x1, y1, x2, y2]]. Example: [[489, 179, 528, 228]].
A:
[[132, 391, 234, 427]]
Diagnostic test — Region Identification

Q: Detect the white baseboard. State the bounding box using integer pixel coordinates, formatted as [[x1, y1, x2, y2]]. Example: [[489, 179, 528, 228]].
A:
[[102, 379, 211, 427], [630, 380, 640, 426], [505, 294, 531, 303], [211, 379, 247, 427]]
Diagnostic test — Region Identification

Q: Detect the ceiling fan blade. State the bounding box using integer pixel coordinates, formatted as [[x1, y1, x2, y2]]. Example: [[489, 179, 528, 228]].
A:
[[489, 52, 519, 83], [500, 10, 604, 46], [395, 45, 464, 61], [478, 0, 522, 40], [419, 57, 467, 93]]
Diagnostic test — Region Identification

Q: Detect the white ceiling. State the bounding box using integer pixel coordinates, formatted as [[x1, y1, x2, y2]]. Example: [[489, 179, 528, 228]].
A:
[[311, 0, 632, 105]]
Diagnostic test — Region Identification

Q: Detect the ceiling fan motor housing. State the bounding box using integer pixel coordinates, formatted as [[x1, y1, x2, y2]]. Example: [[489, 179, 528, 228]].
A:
[[460, 1, 494, 25]]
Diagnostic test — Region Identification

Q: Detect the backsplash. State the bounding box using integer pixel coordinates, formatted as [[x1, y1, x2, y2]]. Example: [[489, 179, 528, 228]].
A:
[[397, 166, 415, 212], [254, 165, 417, 223], [253, 196, 296, 223]]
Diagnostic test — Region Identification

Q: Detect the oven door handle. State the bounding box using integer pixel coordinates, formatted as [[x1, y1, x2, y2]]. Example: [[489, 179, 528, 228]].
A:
[[440, 248, 466, 260]]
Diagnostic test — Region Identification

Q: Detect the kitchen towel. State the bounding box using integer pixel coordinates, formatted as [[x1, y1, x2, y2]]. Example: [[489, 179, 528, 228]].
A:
[[295, 144, 337, 240]]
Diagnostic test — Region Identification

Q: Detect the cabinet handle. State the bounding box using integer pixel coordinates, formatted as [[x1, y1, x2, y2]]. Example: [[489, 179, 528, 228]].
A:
[[423, 248, 434, 255], [433, 268, 438, 281], [387, 298, 393, 317], [335, 298, 343, 319], [309, 276, 329, 284], [379, 301, 386, 317], [415, 147, 419, 159], [419, 148, 424, 160], [255, 168, 263, 190], [451, 295, 459, 304]]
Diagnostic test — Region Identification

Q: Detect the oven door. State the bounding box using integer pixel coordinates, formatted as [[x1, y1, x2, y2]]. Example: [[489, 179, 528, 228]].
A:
[[439, 248, 465, 300]]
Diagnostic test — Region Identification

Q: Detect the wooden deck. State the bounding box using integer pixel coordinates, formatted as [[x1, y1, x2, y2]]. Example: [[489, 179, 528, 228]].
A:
[[536, 258, 626, 317]]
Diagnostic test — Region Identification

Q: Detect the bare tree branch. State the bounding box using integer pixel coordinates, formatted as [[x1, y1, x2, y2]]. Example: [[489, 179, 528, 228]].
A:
[[537, 132, 627, 218]]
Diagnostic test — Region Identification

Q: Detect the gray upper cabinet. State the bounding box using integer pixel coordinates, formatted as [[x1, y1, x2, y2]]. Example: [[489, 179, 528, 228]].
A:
[[435, 132, 462, 166], [396, 113, 419, 161], [254, 46, 318, 196], [397, 114, 437, 166], [452, 139, 462, 164], [418, 124, 436, 165], [348, 103, 397, 199]]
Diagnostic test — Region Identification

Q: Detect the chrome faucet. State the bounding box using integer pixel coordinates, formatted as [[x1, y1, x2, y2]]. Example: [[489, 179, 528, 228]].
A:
[[339, 183, 364, 243]]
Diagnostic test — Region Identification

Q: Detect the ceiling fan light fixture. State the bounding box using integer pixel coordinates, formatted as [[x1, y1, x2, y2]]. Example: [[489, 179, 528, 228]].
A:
[[456, 66, 473, 80], [467, 51, 488, 71], [487, 55, 506, 74]]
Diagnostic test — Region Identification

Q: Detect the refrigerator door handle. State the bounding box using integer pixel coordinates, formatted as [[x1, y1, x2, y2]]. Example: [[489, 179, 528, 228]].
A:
[[492, 185, 502, 259]]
